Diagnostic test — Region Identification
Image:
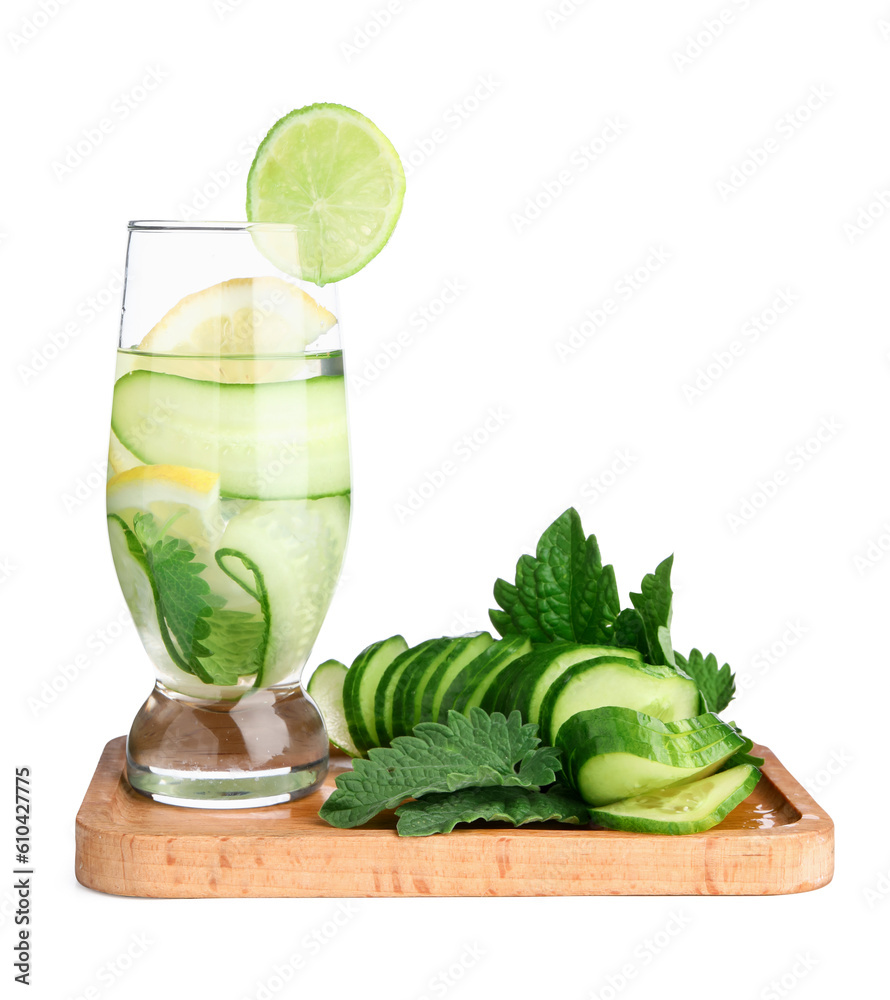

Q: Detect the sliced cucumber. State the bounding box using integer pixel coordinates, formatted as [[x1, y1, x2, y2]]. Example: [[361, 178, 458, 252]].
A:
[[509, 643, 644, 725], [373, 638, 449, 746], [540, 655, 700, 744], [588, 763, 762, 834], [216, 495, 349, 686], [305, 659, 361, 758], [342, 635, 408, 754], [421, 632, 494, 725], [440, 636, 532, 720], [391, 638, 465, 740], [111, 369, 349, 501], [556, 707, 745, 807]]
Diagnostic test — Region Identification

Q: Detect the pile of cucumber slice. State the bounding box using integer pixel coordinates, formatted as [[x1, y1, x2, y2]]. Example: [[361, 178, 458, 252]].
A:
[[306, 635, 762, 834]]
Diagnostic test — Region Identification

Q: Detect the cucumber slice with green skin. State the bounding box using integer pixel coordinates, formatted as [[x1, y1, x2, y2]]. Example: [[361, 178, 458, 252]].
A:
[[373, 638, 448, 746], [558, 709, 731, 781], [111, 369, 349, 501], [509, 644, 644, 726], [391, 638, 465, 740], [342, 635, 408, 754], [588, 764, 762, 834], [421, 632, 494, 725], [305, 659, 361, 758], [555, 707, 745, 807], [479, 653, 530, 714], [540, 656, 701, 744], [441, 637, 533, 720]]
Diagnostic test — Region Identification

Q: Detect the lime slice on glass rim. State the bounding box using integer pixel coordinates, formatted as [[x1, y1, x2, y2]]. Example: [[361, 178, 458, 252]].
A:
[[246, 103, 406, 285]]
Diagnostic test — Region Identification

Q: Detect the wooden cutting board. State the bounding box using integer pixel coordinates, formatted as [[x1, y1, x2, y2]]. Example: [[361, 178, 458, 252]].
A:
[[75, 738, 833, 898]]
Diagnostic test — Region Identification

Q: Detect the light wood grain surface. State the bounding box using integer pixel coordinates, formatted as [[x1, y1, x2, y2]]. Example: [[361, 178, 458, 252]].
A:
[[75, 739, 834, 898]]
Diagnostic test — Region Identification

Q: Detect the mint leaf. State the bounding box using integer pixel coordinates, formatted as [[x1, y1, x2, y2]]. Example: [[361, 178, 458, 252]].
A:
[[109, 513, 269, 686], [611, 607, 649, 657], [629, 555, 675, 666], [490, 508, 620, 644], [676, 648, 736, 713], [200, 609, 266, 685], [318, 709, 562, 829], [394, 783, 589, 836], [132, 512, 224, 676]]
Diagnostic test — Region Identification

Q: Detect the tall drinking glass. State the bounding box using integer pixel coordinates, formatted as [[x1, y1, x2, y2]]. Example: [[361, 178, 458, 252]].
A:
[[107, 221, 349, 807]]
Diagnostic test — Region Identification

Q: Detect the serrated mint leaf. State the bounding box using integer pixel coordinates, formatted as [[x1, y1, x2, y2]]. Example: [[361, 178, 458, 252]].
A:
[[612, 607, 648, 657], [109, 512, 267, 685], [199, 609, 266, 685], [318, 708, 561, 829], [394, 783, 589, 836], [490, 508, 620, 645], [676, 648, 736, 713], [629, 554, 675, 666]]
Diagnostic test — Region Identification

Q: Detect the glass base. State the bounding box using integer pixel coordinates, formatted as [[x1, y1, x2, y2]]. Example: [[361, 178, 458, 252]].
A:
[[126, 682, 328, 809]]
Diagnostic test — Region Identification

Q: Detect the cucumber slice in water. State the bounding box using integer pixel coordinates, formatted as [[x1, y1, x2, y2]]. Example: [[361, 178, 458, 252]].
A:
[[306, 659, 361, 758], [217, 495, 349, 686], [342, 635, 409, 754], [588, 764, 762, 834], [112, 369, 349, 501]]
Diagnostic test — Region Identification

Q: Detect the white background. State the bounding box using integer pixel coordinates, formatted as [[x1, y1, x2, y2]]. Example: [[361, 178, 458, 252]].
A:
[[3, 1, 887, 997]]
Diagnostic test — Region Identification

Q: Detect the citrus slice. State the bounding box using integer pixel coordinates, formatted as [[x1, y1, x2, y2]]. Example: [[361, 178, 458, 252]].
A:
[[108, 429, 143, 476], [246, 103, 406, 284], [135, 276, 337, 382], [107, 464, 224, 552]]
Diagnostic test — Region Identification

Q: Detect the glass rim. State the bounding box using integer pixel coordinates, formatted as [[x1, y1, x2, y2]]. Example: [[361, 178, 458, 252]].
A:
[[127, 220, 310, 234]]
